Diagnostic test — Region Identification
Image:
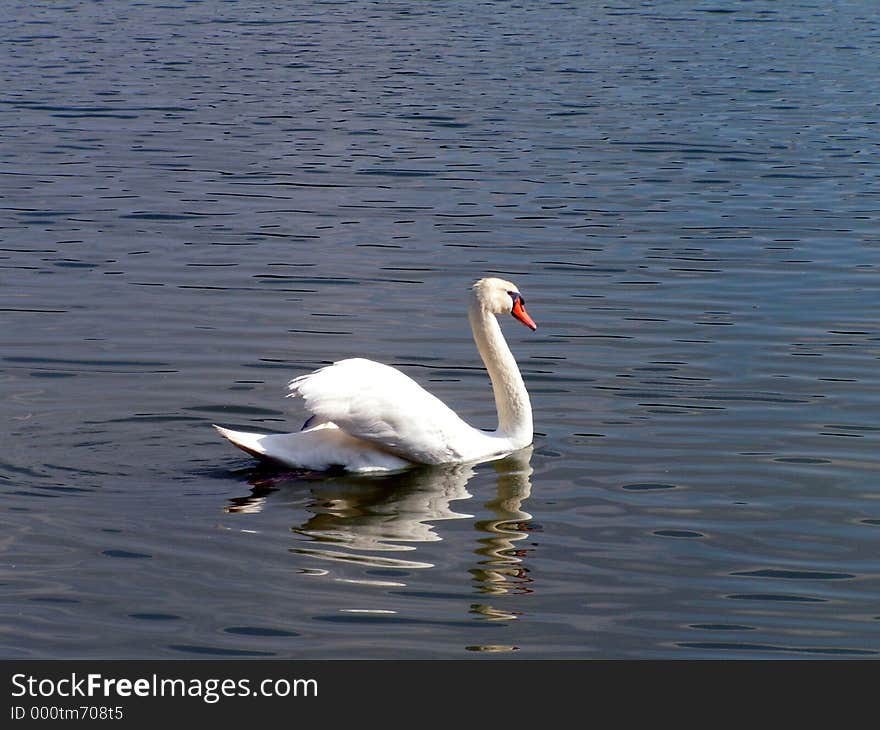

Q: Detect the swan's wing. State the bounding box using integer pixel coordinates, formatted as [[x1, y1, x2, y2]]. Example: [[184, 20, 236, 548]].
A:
[[288, 358, 476, 465]]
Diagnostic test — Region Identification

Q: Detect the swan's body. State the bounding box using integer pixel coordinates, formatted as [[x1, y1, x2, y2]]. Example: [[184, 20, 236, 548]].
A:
[[215, 277, 537, 472]]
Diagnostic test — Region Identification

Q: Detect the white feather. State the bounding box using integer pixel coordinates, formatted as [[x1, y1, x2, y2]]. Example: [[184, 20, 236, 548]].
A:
[[287, 358, 493, 464], [213, 423, 411, 472]]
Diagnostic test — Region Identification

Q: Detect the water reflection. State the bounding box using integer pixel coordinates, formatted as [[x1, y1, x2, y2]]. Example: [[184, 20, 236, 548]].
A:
[[472, 454, 535, 598], [291, 464, 476, 573], [226, 449, 535, 599]]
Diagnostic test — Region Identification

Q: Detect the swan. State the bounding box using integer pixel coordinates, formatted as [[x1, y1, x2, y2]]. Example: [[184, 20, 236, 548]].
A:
[[214, 277, 537, 472]]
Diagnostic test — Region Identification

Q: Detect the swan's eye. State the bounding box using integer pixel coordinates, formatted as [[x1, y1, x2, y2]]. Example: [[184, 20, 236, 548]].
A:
[[508, 291, 524, 307]]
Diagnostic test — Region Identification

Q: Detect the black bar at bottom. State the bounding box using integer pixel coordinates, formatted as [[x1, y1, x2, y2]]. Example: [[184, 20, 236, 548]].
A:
[[0, 660, 870, 725]]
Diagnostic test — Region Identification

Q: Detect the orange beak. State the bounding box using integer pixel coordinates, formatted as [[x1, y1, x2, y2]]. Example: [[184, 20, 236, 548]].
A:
[[512, 297, 537, 331]]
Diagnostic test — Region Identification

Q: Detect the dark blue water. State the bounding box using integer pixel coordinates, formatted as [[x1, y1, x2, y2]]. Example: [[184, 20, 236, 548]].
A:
[[2, 0, 879, 658]]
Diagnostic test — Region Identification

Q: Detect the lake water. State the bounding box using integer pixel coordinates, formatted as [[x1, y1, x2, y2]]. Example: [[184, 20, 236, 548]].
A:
[[2, 0, 879, 659]]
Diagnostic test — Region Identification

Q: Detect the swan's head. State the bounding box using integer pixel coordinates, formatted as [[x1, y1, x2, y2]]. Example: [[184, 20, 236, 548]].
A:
[[471, 277, 537, 331]]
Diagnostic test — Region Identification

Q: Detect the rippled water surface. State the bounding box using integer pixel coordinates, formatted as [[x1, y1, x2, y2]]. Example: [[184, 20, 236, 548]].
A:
[[2, 1, 879, 658]]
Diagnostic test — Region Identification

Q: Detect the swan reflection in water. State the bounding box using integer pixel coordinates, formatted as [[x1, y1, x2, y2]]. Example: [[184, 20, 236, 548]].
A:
[[226, 448, 536, 606]]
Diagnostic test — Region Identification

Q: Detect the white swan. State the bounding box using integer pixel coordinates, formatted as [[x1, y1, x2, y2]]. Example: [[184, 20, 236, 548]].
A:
[[214, 277, 537, 472]]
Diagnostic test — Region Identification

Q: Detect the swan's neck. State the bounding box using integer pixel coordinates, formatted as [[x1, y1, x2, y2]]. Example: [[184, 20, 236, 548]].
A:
[[468, 301, 533, 447]]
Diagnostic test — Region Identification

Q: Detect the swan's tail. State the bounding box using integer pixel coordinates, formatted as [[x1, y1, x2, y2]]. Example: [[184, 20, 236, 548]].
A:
[[213, 425, 273, 460], [213, 424, 411, 473]]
